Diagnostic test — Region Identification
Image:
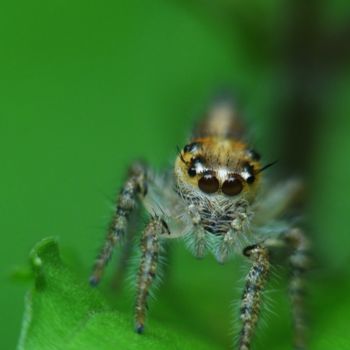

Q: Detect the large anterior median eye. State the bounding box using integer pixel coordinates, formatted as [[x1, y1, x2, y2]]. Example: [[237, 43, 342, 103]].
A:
[[222, 176, 243, 196], [198, 173, 219, 194]]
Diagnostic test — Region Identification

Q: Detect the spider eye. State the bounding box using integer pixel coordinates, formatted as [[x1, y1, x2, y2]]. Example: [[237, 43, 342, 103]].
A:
[[242, 162, 256, 184], [222, 176, 243, 196], [183, 142, 200, 153], [198, 173, 219, 194], [247, 149, 261, 161], [187, 156, 205, 177], [187, 167, 196, 177]]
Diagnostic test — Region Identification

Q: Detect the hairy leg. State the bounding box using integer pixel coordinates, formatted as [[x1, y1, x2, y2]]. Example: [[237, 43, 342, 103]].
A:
[[216, 230, 235, 263], [135, 217, 169, 333], [90, 162, 147, 286], [239, 244, 270, 350], [187, 203, 208, 258], [252, 178, 303, 227], [264, 228, 310, 349], [284, 228, 310, 350], [111, 205, 142, 290], [217, 201, 251, 263]]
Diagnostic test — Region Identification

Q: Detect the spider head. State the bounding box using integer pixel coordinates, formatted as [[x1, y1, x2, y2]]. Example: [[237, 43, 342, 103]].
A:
[[175, 137, 262, 202]]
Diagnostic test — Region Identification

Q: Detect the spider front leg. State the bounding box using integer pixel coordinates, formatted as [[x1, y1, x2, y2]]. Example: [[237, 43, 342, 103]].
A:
[[239, 244, 270, 350], [135, 217, 169, 333], [89, 162, 147, 286]]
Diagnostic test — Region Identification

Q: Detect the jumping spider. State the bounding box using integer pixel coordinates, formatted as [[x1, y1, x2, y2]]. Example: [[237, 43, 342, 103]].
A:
[[90, 98, 310, 350]]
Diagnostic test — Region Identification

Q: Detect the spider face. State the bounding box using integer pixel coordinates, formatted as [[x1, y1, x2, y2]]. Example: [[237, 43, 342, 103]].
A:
[[175, 136, 262, 202]]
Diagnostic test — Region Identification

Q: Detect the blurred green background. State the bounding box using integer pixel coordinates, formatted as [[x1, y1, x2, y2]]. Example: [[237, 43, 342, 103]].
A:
[[1, 0, 350, 349]]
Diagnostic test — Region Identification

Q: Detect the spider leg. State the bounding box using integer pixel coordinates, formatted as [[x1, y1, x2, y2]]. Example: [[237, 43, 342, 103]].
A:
[[263, 228, 310, 349], [187, 204, 209, 258], [110, 210, 138, 290], [216, 229, 236, 263], [217, 201, 250, 263], [283, 228, 310, 350], [89, 162, 147, 286], [239, 244, 270, 350], [135, 216, 168, 333]]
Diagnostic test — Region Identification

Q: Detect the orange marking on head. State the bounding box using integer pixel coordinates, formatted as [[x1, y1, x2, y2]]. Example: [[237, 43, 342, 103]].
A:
[[175, 136, 262, 200]]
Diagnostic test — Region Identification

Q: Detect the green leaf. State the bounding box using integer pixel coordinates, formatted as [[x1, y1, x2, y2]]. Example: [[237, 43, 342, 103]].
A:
[[17, 238, 220, 350]]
